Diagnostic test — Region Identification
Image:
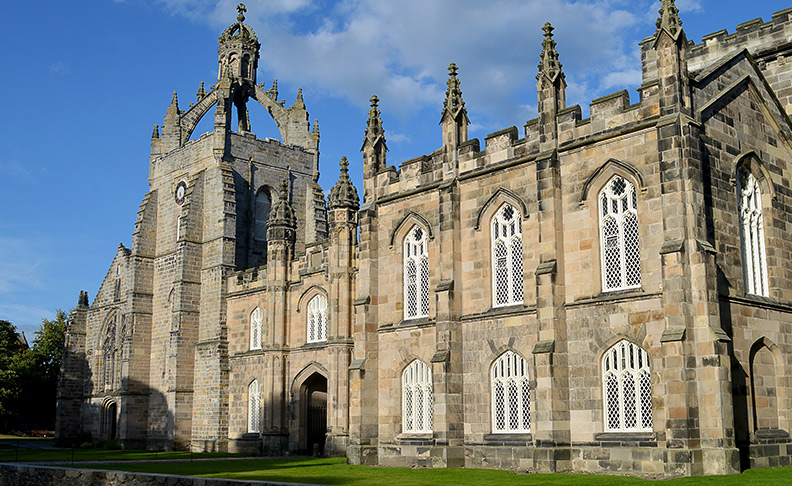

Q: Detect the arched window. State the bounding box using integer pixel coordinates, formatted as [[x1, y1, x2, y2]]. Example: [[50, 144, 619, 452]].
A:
[[402, 360, 433, 433], [307, 294, 327, 343], [602, 340, 652, 432], [491, 351, 530, 433], [255, 188, 271, 242], [248, 379, 261, 433], [492, 203, 523, 307], [738, 169, 768, 297], [404, 226, 429, 320], [250, 307, 262, 350], [599, 176, 640, 292]]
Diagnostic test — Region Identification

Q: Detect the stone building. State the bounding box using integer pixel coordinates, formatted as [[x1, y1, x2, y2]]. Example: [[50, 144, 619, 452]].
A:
[[57, 1, 792, 478]]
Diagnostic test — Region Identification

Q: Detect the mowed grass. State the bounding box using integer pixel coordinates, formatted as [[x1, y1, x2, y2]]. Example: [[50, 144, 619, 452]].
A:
[[73, 457, 792, 486]]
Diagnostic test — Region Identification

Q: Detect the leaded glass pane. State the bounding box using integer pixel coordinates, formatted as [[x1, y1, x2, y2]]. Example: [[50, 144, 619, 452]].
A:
[[602, 340, 652, 432], [492, 203, 523, 307], [491, 351, 530, 433], [599, 176, 641, 291]]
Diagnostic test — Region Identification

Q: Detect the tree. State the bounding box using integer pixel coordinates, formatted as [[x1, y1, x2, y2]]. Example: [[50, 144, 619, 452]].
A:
[[0, 312, 68, 433]]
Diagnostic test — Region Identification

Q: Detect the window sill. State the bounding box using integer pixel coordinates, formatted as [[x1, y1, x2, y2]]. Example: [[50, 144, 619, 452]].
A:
[[396, 433, 434, 445], [483, 433, 532, 446], [752, 429, 790, 442], [379, 317, 436, 331], [460, 305, 536, 321], [594, 431, 655, 444], [301, 341, 327, 350]]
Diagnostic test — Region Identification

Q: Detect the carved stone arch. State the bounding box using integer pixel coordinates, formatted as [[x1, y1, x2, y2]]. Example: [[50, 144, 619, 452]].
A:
[[749, 336, 783, 432], [474, 188, 529, 231], [290, 362, 328, 397], [180, 89, 220, 142], [597, 333, 649, 362], [297, 286, 328, 313], [97, 310, 118, 349], [389, 211, 433, 249], [484, 337, 523, 363], [581, 158, 645, 203], [735, 151, 776, 200]]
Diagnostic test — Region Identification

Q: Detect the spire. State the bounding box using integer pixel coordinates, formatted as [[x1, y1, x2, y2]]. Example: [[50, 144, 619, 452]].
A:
[[656, 0, 683, 41], [267, 179, 297, 230], [313, 118, 320, 140], [363, 95, 387, 149], [169, 91, 179, 111], [329, 157, 360, 210], [152, 124, 160, 139], [292, 88, 306, 110], [441, 63, 467, 122], [537, 22, 563, 81], [196, 81, 206, 101]]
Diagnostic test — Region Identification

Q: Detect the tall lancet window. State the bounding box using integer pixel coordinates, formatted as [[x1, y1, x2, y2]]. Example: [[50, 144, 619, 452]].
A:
[[738, 169, 769, 297], [248, 379, 261, 433], [307, 294, 327, 343], [102, 318, 117, 391], [602, 340, 652, 432], [599, 176, 640, 292], [250, 307, 262, 350], [491, 351, 530, 433], [404, 226, 429, 320], [402, 360, 433, 433], [492, 203, 523, 307]]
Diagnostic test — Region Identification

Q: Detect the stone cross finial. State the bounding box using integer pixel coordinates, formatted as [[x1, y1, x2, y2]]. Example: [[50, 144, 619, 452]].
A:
[[656, 0, 683, 39], [538, 22, 563, 81], [237, 3, 247, 22]]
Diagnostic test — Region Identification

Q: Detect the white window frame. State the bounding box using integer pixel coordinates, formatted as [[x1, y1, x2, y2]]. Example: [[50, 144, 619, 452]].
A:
[[738, 169, 769, 297], [404, 226, 429, 320], [491, 203, 524, 307], [602, 340, 652, 433], [491, 351, 530, 433], [250, 307, 262, 350], [307, 294, 327, 343], [599, 175, 641, 292], [402, 360, 433, 434], [248, 379, 261, 433]]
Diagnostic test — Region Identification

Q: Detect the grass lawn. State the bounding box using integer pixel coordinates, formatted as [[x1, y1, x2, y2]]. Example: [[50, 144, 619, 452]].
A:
[[72, 457, 792, 486]]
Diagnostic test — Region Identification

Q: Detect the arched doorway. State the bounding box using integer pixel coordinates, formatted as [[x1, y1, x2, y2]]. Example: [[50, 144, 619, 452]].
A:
[[101, 400, 118, 441], [304, 373, 327, 455]]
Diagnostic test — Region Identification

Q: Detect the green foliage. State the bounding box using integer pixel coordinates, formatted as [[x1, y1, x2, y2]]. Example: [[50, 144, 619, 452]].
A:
[[0, 311, 68, 433]]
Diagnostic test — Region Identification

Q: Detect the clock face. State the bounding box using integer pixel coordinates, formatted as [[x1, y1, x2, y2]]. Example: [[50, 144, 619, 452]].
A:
[[175, 181, 187, 205]]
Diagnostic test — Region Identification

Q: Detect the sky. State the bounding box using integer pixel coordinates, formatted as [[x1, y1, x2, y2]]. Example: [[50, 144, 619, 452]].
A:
[[0, 0, 789, 338]]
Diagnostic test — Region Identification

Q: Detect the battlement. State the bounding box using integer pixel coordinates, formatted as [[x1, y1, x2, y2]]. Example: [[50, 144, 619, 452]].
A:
[[688, 7, 792, 73]]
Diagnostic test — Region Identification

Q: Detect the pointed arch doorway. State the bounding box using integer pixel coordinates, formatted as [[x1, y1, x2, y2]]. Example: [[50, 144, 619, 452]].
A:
[[303, 373, 327, 455]]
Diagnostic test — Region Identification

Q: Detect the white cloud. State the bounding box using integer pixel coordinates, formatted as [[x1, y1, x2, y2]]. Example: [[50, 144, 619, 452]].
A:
[[0, 237, 46, 293], [156, 0, 652, 126]]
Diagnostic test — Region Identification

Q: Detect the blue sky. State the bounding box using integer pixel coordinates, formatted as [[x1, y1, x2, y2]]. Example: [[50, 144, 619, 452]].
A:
[[0, 0, 788, 337]]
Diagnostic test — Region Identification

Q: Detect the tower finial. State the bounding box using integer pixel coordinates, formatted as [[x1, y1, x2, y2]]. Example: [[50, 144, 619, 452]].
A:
[[538, 22, 563, 81], [441, 62, 467, 120], [364, 95, 387, 148], [329, 157, 360, 210], [656, 0, 683, 39], [237, 3, 247, 22]]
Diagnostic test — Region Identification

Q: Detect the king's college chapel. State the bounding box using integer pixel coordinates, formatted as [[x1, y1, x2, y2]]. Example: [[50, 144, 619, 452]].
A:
[[56, 1, 792, 477]]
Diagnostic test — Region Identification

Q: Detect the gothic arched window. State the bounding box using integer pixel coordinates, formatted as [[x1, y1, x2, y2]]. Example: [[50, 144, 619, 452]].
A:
[[738, 169, 768, 297], [602, 340, 652, 432], [404, 226, 429, 320], [492, 203, 523, 307], [402, 360, 433, 434], [307, 294, 327, 343], [491, 351, 530, 433], [599, 176, 640, 292], [250, 307, 262, 350], [248, 379, 261, 433]]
